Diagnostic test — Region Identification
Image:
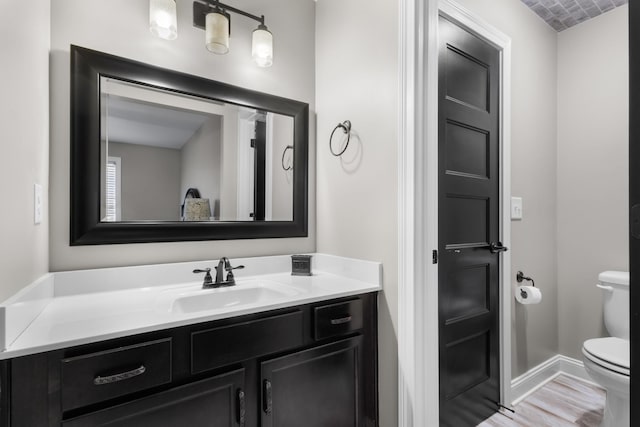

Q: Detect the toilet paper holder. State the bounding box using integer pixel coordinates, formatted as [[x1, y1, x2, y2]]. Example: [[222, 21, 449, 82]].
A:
[[516, 271, 535, 287], [515, 271, 542, 304], [517, 271, 536, 300]]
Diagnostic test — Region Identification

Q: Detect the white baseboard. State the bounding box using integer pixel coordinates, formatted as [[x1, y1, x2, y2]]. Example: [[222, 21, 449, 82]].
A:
[[510, 354, 596, 405]]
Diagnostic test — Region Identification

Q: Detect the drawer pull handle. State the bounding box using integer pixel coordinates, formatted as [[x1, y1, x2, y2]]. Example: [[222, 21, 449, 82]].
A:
[[263, 380, 273, 414], [93, 365, 146, 385], [330, 315, 352, 325]]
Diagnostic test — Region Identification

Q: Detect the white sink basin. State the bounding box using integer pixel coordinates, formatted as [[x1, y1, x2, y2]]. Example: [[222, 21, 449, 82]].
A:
[[161, 280, 302, 314]]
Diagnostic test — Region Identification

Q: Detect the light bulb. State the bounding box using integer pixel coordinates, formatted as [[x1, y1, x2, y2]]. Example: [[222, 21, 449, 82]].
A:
[[149, 0, 177, 40], [206, 12, 230, 54], [252, 25, 273, 67]]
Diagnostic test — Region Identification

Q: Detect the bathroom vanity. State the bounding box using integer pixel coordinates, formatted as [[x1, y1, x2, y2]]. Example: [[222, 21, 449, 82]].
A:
[[0, 255, 380, 427], [3, 294, 376, 426]]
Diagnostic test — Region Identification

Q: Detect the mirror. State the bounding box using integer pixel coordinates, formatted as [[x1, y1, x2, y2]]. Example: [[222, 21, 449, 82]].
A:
[[100, 78, 294, 223], [71, 46, 308, 245]]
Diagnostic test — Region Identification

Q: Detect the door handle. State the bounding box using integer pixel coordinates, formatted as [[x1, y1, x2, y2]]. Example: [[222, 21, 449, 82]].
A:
[[489, 242, 508, 253]]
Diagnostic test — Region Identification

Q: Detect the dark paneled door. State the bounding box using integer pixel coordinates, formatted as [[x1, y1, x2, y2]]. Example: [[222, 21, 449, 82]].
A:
[[438, 16, 502, 427]]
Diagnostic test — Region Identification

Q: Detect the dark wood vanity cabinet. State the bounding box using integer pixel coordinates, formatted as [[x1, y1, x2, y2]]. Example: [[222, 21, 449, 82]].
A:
[[261, 336, 363, 427], [62, 369, 246, 427], [0, 293, 377, 427]]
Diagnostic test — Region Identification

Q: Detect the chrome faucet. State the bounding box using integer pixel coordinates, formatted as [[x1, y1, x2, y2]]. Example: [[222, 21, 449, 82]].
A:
[[215, 257, 245, 287], [193, 258, 245, 289]]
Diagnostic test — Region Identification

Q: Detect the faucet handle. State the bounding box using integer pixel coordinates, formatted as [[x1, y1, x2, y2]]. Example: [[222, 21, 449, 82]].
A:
[[221, 257, 244, 272], [223, 261, 244, 285], [225, 268, 244, 285], [193, 268, 213, 286]]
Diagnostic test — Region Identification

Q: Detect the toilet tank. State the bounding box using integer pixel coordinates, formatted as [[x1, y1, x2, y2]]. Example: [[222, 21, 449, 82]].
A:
[[599, 271, 629, 340]]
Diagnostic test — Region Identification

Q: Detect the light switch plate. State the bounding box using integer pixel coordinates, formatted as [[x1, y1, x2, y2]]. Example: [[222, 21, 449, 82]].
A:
[[34, 184, 43, 224], [511, 196, 523, 220]]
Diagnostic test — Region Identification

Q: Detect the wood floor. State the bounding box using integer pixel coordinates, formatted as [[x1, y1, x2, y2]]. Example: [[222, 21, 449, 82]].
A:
[[478, 374, 605, 427]]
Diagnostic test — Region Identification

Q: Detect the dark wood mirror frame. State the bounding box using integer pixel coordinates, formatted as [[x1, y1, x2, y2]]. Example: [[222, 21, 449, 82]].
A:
[[70, 45, 309, 245]]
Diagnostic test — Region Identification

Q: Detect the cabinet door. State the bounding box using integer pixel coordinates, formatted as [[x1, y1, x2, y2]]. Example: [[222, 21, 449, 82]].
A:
[[261, 336, 364, 427], [63, 368, 246, 427]]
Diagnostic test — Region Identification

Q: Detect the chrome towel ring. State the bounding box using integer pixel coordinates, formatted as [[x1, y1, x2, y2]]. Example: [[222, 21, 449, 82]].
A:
[[282, 145, 293, 171], [329, 120, 352, 156]]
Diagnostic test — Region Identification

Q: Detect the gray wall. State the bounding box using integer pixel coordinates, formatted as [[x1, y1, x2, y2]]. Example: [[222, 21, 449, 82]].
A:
[[271, 114, 294, 221], [108, 142, 182, 221], [180, 117, 223, 219], [49, 0, 316, 271], [315, 0, 399, 425], [0, 0, 50, 301], [557, 6, 629, 359]]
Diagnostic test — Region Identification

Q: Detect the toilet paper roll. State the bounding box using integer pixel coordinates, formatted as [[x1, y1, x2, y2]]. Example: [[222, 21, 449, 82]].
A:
[[515, 285, 542, 305]]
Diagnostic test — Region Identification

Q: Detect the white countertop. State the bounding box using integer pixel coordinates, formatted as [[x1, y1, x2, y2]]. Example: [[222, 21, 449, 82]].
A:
[[0, 254, 381, 359]]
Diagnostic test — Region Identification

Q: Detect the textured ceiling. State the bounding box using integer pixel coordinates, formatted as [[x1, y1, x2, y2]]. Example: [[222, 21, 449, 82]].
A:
[[521, 0, 627, 31]]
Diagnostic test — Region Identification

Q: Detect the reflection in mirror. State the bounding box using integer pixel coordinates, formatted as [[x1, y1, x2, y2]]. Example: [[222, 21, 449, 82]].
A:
[[100, 78, 294, 223]]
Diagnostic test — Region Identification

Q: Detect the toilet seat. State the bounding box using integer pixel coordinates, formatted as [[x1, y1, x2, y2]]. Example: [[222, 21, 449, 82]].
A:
[[582, 337, 630, 376]]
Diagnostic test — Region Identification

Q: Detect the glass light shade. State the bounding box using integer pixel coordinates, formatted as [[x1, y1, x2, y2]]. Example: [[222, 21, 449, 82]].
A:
[[149, 0, 177, 40], [252, 26, 273, 67], [206, 12, 230, 54]]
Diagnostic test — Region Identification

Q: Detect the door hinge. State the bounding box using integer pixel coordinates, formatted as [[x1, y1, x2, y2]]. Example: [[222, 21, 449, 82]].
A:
[[250, 138, 256, 148], [432, 250, 438, 264]]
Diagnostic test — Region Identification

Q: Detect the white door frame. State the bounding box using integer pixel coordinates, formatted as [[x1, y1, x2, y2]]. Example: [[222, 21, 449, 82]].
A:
[[236, 116, 255, 221], [265, 113, 274, 221], [398, 1, 512, 425]]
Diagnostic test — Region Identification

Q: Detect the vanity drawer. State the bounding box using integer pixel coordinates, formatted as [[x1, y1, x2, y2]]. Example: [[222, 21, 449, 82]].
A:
[[314, 299, 363, 340], [61, 338, 172, 412], [191, 310, 304, 374]]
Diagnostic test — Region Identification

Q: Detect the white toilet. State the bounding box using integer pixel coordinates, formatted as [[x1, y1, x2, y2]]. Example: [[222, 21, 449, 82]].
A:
[[582, 271, 630, 427]]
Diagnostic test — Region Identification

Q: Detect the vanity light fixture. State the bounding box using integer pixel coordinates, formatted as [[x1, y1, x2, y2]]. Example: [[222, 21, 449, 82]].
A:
[[205, 7, 230, 54], [149, 0, 178, 40], [193, 0, 273, 67]]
